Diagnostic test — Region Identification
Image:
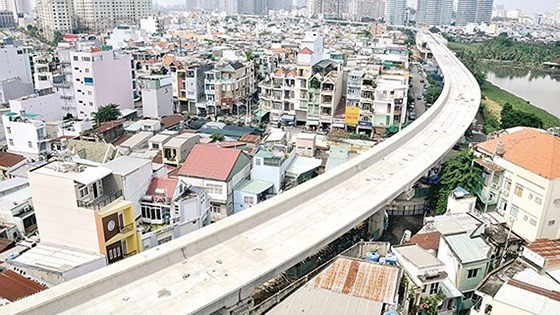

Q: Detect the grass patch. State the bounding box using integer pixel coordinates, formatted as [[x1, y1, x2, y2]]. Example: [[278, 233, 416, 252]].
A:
[[447, 42, 483, 54], [481, 81, 560, 129]]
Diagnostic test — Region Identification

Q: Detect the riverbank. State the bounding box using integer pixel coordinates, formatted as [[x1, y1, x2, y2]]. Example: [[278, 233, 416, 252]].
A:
[[479, 81, 560, 133]]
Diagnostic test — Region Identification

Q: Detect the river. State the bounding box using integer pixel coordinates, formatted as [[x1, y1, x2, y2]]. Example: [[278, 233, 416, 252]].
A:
[[483, 64, 560, 118]]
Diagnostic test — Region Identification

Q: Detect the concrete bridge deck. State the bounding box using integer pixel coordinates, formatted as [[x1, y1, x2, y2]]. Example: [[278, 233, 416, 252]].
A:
[[4, 33, 480, 315]]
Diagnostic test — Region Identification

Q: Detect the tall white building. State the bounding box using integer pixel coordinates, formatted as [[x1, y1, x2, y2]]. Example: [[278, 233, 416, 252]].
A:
[[36, 0, 74, 40], [0, 44, 33, 85], [2, 111, 51, 158], [72, 0, 152, 33], [348, 0, 385, 20], [70, 48, 134, 119], [416, 0, 453, 25], [140, 75, 173, 119], [457, 0, 494, 26], [475, 128, 560, 242], [386, 0, 407, 25]]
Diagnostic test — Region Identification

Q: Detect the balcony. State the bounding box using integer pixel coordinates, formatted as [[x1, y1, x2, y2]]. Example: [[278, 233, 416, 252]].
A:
[[53, 82, 71, 88], [77, 190, 123, 211]]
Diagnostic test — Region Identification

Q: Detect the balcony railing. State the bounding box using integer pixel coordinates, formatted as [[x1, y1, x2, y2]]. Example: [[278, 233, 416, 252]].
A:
[[77, 190, 123, 210], [119, 223, 134, 235]]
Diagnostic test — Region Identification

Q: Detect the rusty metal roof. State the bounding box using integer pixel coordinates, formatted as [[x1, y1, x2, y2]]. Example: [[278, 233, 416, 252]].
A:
[[310, 257, 399, 304]]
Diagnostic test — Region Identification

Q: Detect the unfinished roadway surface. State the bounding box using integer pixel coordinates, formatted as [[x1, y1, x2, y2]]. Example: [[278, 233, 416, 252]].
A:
[[5, 33, 481, 315]]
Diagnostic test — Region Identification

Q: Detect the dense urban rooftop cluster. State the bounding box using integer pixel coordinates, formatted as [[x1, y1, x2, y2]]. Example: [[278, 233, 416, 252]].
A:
[[0, 0, 558, 314]]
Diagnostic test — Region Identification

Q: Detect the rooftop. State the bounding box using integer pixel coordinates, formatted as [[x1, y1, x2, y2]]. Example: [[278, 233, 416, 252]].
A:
[[145, 177, 178, 203], [103, 156, 151, 176], [393, 244, 444, 269], [525, 239, 560, 269], [35, 162, 112, 185], [0, 152, 25, 169], [476, 128, 560, 179], [178, 144, 244, 181], [269, 257, 399, 315], [0, 270, 47, 302], [10, 244, 105, 274], [443, 233, 491, 264], [409, 231, 442, 252], [234, 179, 273, 195]]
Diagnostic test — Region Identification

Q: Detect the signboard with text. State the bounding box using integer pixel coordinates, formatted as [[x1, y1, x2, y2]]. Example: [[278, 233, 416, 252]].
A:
[[345, 106, 360, 127]]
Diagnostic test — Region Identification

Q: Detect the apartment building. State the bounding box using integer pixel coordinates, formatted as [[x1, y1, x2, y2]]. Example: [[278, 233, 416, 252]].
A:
[[0, 44, 33, 85], [140, 75, 173, 119], [346, 66, 379, 135], [204, 61, 255, 115], [70, 48, 134, 119], [251, 146, 296, 194], [372, 74, 408, 132], [33, 55, 54, 92], [35, 0, 74, 40], [456, 0, 494, 26], [393, 244, 461, 314], [474, 127, 560, 242], [9, 92, 64, 122], [2, 112, 51, 159], [178, 144, 251, 222], [0, 178, 36, 239], [139, 177, 210, 250], [175, 62, 213, 115], [28, 161, 141, 264], [259, 65, 297, 123], [386, 0, 407, 25], [416, 0, 454, 25], [347, 0, 385, 20], [73, 0, 152, 33]]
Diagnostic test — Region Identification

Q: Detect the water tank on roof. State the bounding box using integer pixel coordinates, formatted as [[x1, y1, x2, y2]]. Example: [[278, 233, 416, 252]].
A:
[[366, 251, 380, 262], [385, 253, 397, 265]]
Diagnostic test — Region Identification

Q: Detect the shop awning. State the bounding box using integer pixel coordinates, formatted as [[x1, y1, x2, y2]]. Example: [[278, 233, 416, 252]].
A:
[[252, 109, 269, 121], [306, 120, 319, 126], [281, 114, 295, 122]]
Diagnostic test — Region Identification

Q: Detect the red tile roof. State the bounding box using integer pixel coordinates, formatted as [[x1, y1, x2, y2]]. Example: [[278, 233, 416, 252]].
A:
[[0, 270, 47, 302], [146, 177, 178, 203], [409, 231, 442, 252], [0, 152, 25, 169], [239, 134, 261, 143], [299, 47, 313, 55], [161, 115, 186, 129], [525, 239, 560, 269], [178, 144, 242, 181], [476, 128, 560, 179]]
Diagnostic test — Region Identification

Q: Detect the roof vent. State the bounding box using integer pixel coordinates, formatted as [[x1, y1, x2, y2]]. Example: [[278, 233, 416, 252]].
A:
[[496, 141, 505, 156]]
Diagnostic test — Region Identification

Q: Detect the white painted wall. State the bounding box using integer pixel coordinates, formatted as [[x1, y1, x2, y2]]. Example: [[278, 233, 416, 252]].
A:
[[28, 170, 101, 253], [0, 45, 33, 84], [71, 50, 134, 119], [2, 115, 51, 157], [9, 92, 64, 122]]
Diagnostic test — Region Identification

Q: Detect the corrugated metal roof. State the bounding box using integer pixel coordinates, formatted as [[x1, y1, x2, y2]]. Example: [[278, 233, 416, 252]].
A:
[[0, 270, 47, 302], [310, 257, 399, 304], [444, 233, 490, 264], [234, 179, 273, 195], [269, 257, 398, 315]]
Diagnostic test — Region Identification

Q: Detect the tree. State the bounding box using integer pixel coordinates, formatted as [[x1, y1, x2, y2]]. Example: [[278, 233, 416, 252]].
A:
[[431, 150, 483, 214], [501, 102, 543, 129], [428, 26, 441, 34], [210, 133, 225, 142], [52, 31, 64, 46], [94, 104, 121, 123]]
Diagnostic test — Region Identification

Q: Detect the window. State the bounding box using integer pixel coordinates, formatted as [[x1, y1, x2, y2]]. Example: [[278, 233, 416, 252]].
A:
[[206, 184, 223, 195], [85, 68, 90, 73], [514, 185, 523, 197], [549, 220, 556, 226], [28, 141, 32, 148], [8, 139, 13, 146], [429, 282, 439, 294], [510, 205, 519, 219], [529, 219, 537, 226], [467, 268, 479, 279], [244, 196, 255, 205], [73, 56, 78, 61], [6, 127, 11, 134], [82, 57, 91, 62], [79, 186, 89, 198], [422, 285, 427, 293]]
